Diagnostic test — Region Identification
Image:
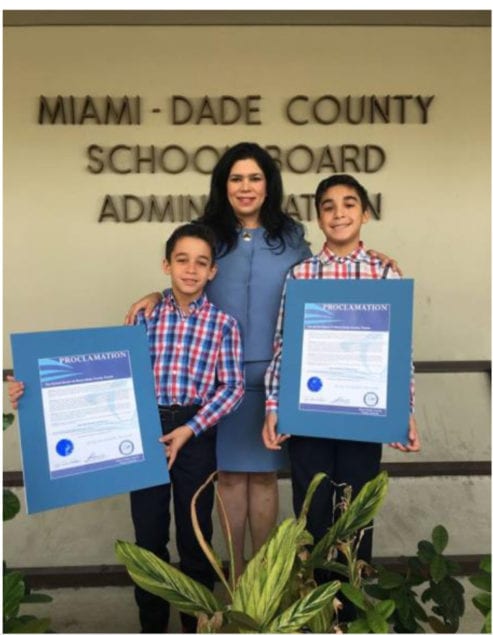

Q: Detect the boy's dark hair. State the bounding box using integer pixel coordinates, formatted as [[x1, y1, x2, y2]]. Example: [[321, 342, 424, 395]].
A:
[[165, 223, 217, 264], [315, 174, 370, 217], [198, 141, 301, 255]]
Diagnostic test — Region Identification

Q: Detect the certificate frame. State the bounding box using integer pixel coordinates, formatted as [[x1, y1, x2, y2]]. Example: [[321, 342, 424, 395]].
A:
[[278, 279, 414, 444], [10, 325, 169, 514]]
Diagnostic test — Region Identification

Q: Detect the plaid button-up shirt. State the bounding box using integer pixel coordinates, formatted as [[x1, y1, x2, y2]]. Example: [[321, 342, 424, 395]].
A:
[[136, 289, 244, 435], [265, 242, 415, 413]]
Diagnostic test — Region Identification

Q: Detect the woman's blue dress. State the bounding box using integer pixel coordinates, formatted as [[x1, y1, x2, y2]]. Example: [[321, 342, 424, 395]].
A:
[[207, 226, 311, 472]]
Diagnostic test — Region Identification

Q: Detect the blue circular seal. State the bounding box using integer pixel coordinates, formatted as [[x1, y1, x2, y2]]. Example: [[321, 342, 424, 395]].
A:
[[364, 392, 379, 407], [119, 440, 135, 456], [56, 439, 74, 457], [307, 376, 323, 392]]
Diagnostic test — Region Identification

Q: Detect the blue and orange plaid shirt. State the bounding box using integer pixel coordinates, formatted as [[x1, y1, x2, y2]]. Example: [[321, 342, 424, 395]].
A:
[[135, 289, 244, 436], [265, 241, 415, 414]]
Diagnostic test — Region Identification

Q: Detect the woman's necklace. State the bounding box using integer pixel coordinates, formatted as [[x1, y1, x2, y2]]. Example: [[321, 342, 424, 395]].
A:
[[242, 229, 252, 241]]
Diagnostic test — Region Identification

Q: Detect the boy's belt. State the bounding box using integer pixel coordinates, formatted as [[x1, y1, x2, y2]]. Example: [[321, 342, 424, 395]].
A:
[[158, 404, 200, 427]]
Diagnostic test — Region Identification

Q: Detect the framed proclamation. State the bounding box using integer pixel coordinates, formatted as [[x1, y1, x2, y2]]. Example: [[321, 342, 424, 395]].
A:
[[10, 325, 169, 514], [278, 279, 414, 444]]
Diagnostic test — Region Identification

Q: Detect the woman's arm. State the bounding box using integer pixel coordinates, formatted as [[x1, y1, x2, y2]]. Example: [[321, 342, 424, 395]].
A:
[[367, 249, 402, 276], [124, 292, 163, 325]]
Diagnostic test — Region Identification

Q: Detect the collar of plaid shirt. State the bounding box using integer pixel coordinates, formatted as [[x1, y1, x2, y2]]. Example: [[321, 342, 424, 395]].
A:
[[319, 240, 367, 265], [162, 287, 207, 315]]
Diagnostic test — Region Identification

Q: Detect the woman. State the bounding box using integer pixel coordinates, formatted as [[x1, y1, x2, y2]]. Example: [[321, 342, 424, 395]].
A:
[[126, 142, 310, 578], [125, 142, 397, 578]]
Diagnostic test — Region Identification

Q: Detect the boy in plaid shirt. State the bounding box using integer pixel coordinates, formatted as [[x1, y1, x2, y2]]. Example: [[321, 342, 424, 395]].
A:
[[132, 222, 244, 632], [263, 175, 420, 592]]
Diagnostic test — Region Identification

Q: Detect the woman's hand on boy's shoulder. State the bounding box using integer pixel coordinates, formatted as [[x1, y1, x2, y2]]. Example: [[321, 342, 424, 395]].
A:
[[389, 415, 421, 453], [367, 249, 403, 276], [6, 376, 24, 410], [124, 292, 162, 325]]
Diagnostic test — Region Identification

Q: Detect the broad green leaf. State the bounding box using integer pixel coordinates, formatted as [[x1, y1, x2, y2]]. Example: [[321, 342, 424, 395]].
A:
[[421, 587, 433, 603], [348, 617, 371, 633], [445, 559, 462, 576], [409, 594, 428, 622], [374, 599, 395, 620], [3, 412, 15, 431], [473, 593, 491, 614], [115, 540, 221, 617], [299, 472, 327, 520], [7, 617, 51, 633], [377, 568, 404, 590], [268, 580, 340, 633], [20, 593, 53, 604], [470, 572, 491, 592], [417, 540, 435, 564], [4, 489, 21, 521], [309, 471, 389, 569], [364, 584, 389, 600], [480, 555, 491, 574], [408, 571, 428, 587], [481, 610, 491, 633], [394, 599, 423, 634], [232, 517, 303, 626], [3, 571, 25, 620], [431, 526, 448, 554], [297, 528, 314, 550], [430, 555, 447, 583], [366, 605, 389, 633], [407, 556, 427, 585], [225, 610, 262, 632], [431, 607, 460, 633], [340, 582, 367, 611], [318, 560, 350, 578], [430, 577, 465, 621], [307, 601, 333, 634]]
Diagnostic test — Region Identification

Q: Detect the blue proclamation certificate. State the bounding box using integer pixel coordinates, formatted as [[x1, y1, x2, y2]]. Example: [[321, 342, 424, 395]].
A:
[[278, 279, 413, 444], [39, 350, 145, 479], [299, 302, 391, 417], [11, 325, 169, 514]]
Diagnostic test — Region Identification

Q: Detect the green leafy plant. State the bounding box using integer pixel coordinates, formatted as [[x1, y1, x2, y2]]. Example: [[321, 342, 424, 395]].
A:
[[3, 413, 53, 634], [3, 414, 20, 523], [339, 581, 395, 634], [469, 555, 491, 633], [116, 470, 390, 633], [364, 524, 465, 633]]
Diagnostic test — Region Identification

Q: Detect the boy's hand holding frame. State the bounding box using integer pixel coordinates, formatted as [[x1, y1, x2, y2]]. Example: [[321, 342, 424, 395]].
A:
[[160, 425, 194, 469], [263, 412, 420, 453], [388, 414, 421, 453]]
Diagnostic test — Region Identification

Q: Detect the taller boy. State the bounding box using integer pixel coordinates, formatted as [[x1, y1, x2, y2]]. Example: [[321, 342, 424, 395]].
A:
[[263, 174, 420, 569]]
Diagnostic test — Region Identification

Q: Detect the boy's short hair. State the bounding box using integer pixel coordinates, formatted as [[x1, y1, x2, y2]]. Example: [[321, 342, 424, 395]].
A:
[[165, 223, 217, 264], [315, 174, 370, 217]]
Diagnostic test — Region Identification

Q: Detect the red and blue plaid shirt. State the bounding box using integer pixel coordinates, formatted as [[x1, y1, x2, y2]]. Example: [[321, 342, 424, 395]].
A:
[[135, 289, 244, 436], [265, 242, 415, 413]]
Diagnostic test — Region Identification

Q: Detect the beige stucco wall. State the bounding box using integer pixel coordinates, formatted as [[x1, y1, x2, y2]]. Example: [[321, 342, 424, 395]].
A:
[[4, 25, 491, 360], [3, 22, 490, 575]]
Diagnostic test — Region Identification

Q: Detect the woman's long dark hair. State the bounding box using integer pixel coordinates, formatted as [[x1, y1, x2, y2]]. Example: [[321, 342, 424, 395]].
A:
[[197, 142, 302, 255]]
